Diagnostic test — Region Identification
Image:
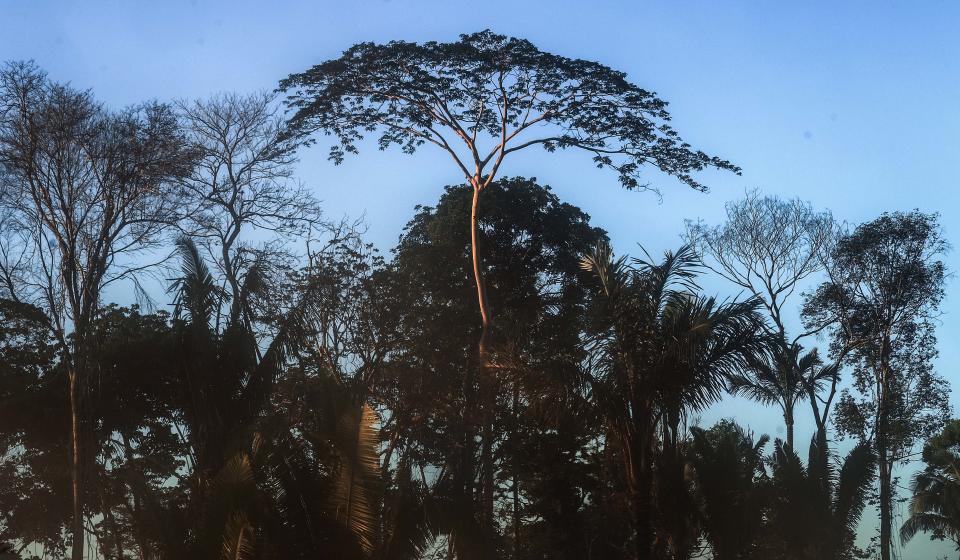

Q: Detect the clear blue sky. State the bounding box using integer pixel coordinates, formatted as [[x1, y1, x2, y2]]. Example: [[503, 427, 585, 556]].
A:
[[3, 1, 959, 557]]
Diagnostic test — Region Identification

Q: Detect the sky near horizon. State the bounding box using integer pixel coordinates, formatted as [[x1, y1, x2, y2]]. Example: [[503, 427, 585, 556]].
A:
[[3, 1, 960, 557]]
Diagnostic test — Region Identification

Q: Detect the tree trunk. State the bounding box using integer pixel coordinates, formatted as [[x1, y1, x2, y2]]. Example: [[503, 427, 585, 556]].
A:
[[69, 366, 84, 560], [455, 365, 479, 558], [633, 475, 653, 560], [470, 182, 492, 364], [480, 408, 494, 532], [878, 336, 892, 560], [878, 409, 892, 560], [512, 383, 521, 559], [628, 416, 653, 560], [784, 410, 794, 450], [469, 181, 497, 543]]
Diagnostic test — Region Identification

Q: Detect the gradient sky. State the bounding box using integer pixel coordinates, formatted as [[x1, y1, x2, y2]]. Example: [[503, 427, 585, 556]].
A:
[[3, 1, 960, 557]]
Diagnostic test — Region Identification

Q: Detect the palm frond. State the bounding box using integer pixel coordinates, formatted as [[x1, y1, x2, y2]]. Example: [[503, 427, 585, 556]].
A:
[[833, 443, 876, 534], [580, 241, 629, 298], [169, 236, 224, 326], [327, 402, 382, 555], [379, 461, 438, 560], [900, 512, 954, 543], [243, 277, 322, 412], [726, 372, 781, 405], [221, 512, 256, 560], [635, 243, 701, 314]]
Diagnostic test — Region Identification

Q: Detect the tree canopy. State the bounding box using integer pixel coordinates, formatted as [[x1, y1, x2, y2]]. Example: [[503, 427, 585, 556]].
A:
[[279, 30, 738, 192]]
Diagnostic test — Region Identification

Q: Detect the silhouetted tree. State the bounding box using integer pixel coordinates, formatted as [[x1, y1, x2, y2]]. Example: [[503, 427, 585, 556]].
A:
[[279, 28, 738, 473], [281, 32, 740, 553], [686, 191, 835, 339], [176, 92, 329, 330], [804, 211, 952, 560], [581, 245, 766, 560], [900, 419, 960, 555], [767, 436, 876, 560], [687, 191, 840, 451], [0, 298, 68, 556], [0, 61, 194, 560], [688, 420, 768, 560], [728, 337, 829, 449], [280, 29, 740, 357], [162, 237, 392, 560], [379, 178, 607, 559]]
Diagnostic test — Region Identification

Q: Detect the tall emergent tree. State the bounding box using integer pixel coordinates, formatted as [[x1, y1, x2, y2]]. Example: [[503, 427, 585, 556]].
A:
[[686, 190, 835, 338], [278, 29, 739, 366], [804, 211, 952, 560], [279, 31, 739, 552], [0, 61, 193, 559]]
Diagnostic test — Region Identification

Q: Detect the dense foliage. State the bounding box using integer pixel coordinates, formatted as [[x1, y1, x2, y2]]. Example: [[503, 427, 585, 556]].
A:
[[0, 32, 955, 560]]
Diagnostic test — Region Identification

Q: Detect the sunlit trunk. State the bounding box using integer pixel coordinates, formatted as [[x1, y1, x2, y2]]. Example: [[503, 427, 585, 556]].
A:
[[470, 181, 492, 364], [469, 180, 497, 541]]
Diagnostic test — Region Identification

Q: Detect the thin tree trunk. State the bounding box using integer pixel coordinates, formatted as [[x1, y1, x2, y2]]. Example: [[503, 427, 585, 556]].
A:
[[70, 366, 84, 560], [633, 474, 653, 560], [470, 182, 492, 364], [512, 383, 521, 559], [785, 411, 794, 450], [480, 410, 494, 531], [878, 404, 892, 560], [629, 414, 654, 560], [469, 181, 497, 543], [455, 368, 478, 557], [878, 336, 892, 560], [879, 454, 892, 560]]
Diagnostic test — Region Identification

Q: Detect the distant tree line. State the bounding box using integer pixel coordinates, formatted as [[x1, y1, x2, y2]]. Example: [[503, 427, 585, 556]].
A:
[[0, 31, 955, 560]]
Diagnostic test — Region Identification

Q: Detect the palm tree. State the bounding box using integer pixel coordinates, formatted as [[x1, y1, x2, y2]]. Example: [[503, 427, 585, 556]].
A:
[[767, 436, 876, 560], [580, 243, 766, 560], [727, 337, 821, 449], [688, 420, 769, 560], [162, 237, 433, 559], [901, 419, 960, 557]]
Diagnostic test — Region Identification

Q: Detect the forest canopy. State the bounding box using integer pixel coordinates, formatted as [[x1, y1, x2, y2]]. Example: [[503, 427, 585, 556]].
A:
[[0, 30, 955, 560]]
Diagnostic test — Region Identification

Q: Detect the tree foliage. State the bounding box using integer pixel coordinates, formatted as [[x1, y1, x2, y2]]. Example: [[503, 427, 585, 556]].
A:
[[900, 419, 960, 552], [804, 211, 951, 560], [280, 30, 738, 192], [0, 46, 954, 560]]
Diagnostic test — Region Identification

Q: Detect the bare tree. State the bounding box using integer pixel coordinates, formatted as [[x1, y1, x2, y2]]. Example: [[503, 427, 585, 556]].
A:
[[176, 92, 326, 331], [686, 191, 841, 452], [0, 61, 193, 560], [686, 189, 835, 340]]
